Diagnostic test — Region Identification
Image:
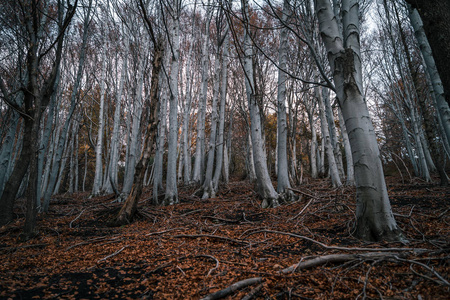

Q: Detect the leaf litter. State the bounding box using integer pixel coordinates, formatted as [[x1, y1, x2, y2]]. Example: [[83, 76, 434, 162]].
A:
[[0, 177, 448, 299]]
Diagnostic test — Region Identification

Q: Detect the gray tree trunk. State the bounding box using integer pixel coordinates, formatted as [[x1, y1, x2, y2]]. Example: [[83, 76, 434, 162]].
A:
[[408, 7, 450, 150], [192, 3, 212, 184], [163, 3, 180, 206], [122, 56, 145, 194], [317, 84, 342, 187], [338, 108, 354, 185], [104, 36, 129, 194], [242, 0, 279, 208], [0, 111, 20, 199], [213, 30, 229, 191], [276, 0, 292, 195], [315, 0, 402, 241], [153, 46, 169, 203], [92, 47, 108, 196]]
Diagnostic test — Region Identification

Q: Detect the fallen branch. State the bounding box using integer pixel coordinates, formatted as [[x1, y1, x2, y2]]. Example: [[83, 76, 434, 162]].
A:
[[66, 235, 121, 250], [202, 216, 241, 224], [146, 228, 183, 236], [69, 209, 86, 228], [282, 252, 400, 273], [200, 277, 263, 300], [287, 187, 320, 200], [245, 230, 428, 253], [241, 283, 263, 300], [288, 198, 314, 221], [196, 255, 220, 277], [172, 234, 249, 245], [97, 245, 129, 263], [394, 256, 450, 287]]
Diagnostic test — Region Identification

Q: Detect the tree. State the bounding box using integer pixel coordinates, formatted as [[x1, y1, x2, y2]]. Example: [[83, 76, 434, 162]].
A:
[[163, 0, 182, 206], [239, 0, 280, 208], [114, 0, 164, 224], [276, 0, 293, 196], [0, 0, 77, 239], [314, 0, 402, 241], [404, 0, 450, 107]]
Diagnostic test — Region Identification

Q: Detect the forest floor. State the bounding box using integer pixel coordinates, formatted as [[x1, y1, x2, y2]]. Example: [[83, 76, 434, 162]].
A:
[[0, 177, 449, 299]]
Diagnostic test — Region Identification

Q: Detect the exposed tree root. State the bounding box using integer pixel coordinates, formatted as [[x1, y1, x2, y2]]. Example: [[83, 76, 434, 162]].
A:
[[281, 252, 401, 273]]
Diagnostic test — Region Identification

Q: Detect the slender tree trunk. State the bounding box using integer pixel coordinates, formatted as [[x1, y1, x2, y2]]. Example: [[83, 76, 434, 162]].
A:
[[104, 37, 129, 194], [213, 30, 229, 191], [242, 0, 279, 208], [153, 42, 170, 203], [192, 4, 211, 184], [202, 29, 224, 199], [0, 111, 20, 199], [338, 108, 354, 185], [317, 85, 342, 187], [323, 89, 345, 179], [115, 36, 164, 225], [404, 0, 450, 107], [276, 0, 292, 196], [122, 57, 145, 194], [163, 6, 180, 206], [92, 47, 108, 196], [408, 7, 450, 151]]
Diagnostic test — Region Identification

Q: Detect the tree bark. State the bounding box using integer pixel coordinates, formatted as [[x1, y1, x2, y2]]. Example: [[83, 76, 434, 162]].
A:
[[242, 0, 279, 208], [404, 0, 450, 107], [163, 2, 181, 206], [276, 0, 293, 196], [315, 0, 402, 241], [115, 37, 164, 225]]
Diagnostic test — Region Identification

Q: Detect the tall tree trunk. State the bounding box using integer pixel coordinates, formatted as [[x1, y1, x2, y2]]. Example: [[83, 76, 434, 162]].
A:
[[242, 0, 279, 208], [0, 110, 20, 199], [404, 0, 450, 107], [202, 24, 226, 198], [317, 85, 342, 187], [408, 7, 450, 151], [163, 4, 181, 206], [115, 36, 164, 225], [213, 30, 229, 191], [192, 4, 212, 184], [276, 0, 293, 196], [122, 57, 145, 194], [104, 36, 129, 194], [92, 47, 108, 196], [315, 0, 402, 241], [338, 108, 354, 185]]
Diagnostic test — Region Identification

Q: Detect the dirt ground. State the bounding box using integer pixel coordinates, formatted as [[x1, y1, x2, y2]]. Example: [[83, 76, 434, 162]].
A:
[[0, 177, 449, 299]]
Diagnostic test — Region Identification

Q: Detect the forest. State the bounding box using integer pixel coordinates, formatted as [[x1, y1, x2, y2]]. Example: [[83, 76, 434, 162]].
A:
[[0, 0, 449, 299]]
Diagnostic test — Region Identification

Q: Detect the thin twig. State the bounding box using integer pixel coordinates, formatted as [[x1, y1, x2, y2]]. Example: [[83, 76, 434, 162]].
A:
[[69, 209, 86, 228], [97, 245, 129, 263]]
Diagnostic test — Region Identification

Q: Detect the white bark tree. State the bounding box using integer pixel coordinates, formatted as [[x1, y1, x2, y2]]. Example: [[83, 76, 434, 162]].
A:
[[276, 0, 293, 196], [163, 0, 181, 206], [241, 0, 279, 208], [315, 0, 402, 241], [192, 2, 212, 184], [91, 46, 108, 196]]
